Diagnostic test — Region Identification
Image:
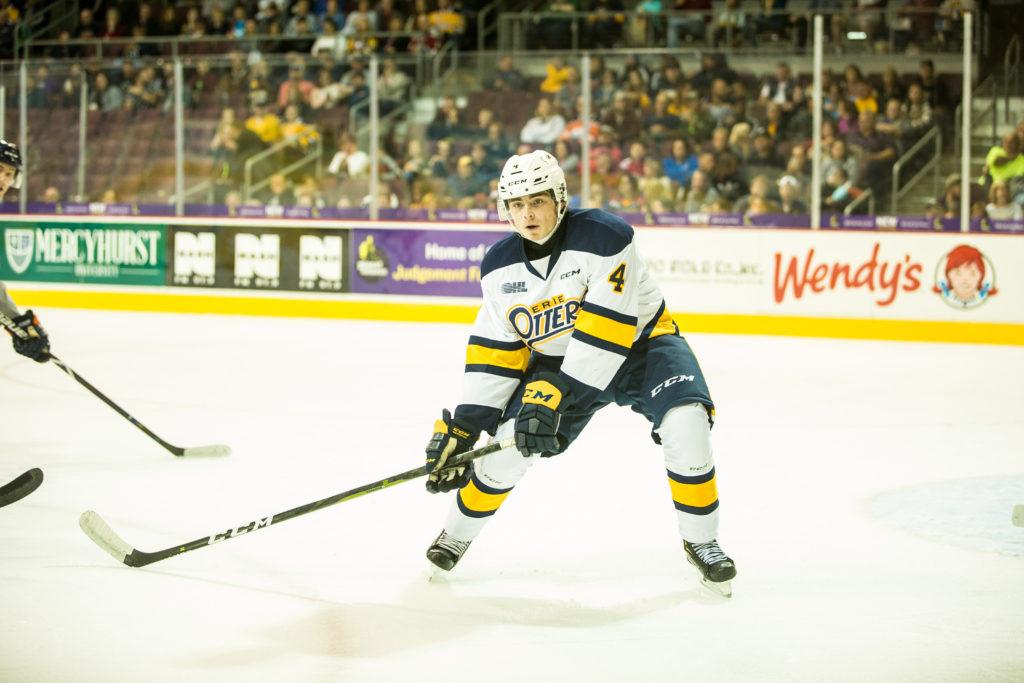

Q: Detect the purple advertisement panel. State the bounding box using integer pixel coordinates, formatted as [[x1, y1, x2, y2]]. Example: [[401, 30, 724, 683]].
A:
[[350, 228, 506, 297]]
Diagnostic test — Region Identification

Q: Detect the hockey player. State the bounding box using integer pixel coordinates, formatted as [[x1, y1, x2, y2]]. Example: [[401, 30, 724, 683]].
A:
[[0, 140, 50, 363], [423, 150, 736, 594]]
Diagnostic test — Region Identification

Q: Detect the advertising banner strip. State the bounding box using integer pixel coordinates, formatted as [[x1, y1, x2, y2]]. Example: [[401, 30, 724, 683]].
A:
[[0, 222, 166, 286]]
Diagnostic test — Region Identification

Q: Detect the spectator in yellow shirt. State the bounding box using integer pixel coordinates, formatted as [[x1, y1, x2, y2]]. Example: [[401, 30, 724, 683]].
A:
[[245, 104, 283, 144]]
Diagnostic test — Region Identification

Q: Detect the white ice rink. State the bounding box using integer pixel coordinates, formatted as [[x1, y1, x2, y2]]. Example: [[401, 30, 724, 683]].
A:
[[1, 308, 1022, 682]]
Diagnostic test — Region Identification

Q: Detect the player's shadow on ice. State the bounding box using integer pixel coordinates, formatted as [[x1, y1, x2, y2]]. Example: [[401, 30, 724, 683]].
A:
[[181, 571, 714, 666]]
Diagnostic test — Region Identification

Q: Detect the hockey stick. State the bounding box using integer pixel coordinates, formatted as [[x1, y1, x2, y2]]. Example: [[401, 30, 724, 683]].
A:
[[1013, 505, 1024, 528], [0, 468, 44, 509], [80, 437, 517, 567], [1, 311, 230, 458]]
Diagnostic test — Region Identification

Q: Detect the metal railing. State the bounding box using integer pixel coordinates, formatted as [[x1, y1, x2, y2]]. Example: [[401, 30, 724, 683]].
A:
[[1005, 34, 1021, 123], [844, 188, 874, 216], [243, 132, 323, 202], [891, 126, 942, 214], [954, 73, 998, 161], [12, 0, 79, 58], [176, 180, 215, 206]]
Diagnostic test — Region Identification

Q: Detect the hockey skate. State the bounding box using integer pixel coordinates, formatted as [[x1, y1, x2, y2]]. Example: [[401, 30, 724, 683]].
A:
[[426, 530, 471, 572], [684, 539, 736, 597]]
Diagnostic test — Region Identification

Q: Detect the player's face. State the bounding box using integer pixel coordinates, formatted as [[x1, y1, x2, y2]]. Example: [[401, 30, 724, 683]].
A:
[[0, 162, 16, 197], [507, 192, 558, 243], [948, 261, 982, 302]]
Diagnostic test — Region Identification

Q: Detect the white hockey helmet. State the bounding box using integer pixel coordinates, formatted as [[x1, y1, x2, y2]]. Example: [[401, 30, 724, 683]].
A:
[[497, 150, 568, 225]]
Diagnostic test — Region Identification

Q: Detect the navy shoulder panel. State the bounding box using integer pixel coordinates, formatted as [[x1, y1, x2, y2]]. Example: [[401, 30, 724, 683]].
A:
[[563, 208, 634, 257], [480, 232, 522, 277]]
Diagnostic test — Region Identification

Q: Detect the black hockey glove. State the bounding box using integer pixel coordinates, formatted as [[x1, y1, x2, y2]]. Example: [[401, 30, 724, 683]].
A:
[[515, 372, 570, 457], [425, 409, 480, 494], [7, 310, 50, 363]]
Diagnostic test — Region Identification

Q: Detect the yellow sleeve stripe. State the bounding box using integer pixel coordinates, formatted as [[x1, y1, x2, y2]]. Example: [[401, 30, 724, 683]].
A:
[[668, 475, 719, 509], [458, 478, 511, 513], [465, 344, 530, 371], [649, 307, 678, 339], [574, 309, 636, 348]]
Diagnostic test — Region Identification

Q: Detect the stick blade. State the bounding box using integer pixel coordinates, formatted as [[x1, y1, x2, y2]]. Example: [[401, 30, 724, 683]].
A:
[[79, 510, 135, 565], [1013, 505, 1024, 528], [181, 444, 231, 458], [0, 468, 44, 508]]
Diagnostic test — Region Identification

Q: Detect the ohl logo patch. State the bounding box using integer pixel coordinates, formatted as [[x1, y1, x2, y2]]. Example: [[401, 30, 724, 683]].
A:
[[507, 294, 581, 348]]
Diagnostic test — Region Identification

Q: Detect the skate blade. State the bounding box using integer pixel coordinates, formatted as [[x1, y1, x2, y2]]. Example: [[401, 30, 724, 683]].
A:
[[700, 577, 733, 598]]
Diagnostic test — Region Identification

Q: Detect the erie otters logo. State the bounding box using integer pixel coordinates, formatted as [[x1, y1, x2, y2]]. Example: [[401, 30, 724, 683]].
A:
[[355, 234, 389, 282], [507, 293, 581, 349], [933, 244, 997, 309]]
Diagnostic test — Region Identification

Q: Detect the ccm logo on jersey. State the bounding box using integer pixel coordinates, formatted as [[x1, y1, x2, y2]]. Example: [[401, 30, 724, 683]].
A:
[[650, 374, 695, 397], [560, 269, 580, 280], [507, 294, 581, 347]]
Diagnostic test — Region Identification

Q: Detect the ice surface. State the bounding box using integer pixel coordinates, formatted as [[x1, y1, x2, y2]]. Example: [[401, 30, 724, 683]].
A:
[[1, 308, 1022, 682]]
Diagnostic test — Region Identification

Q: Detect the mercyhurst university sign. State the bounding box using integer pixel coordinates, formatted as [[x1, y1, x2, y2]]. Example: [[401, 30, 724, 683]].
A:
[[1, 223, 166, 285]]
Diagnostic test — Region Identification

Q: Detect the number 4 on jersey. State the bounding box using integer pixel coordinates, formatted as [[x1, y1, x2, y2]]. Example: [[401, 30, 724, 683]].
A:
[[608, 263, 627, 293]]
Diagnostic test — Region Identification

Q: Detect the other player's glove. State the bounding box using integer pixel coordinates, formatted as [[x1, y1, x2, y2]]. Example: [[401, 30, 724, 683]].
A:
[[7, 309, 50, 363], [515, 372, 570, 457], [425, 409, 480, 494]]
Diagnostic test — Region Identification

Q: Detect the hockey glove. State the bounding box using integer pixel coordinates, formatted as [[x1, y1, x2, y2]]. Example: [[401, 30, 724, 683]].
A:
[[425, 409, 480, 494], [515, 372, 570, 457], [7, 310, 50, 363]]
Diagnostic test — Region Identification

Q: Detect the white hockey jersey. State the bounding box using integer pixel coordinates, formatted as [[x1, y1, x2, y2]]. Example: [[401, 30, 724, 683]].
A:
[[454, 208, 678, 434]]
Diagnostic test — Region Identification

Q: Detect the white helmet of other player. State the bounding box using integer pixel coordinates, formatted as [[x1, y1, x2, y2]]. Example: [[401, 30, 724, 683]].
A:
[[497, 150, 567, 225]]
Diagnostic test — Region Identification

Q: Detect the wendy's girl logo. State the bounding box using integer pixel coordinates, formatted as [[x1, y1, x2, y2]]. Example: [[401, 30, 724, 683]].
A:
[[933, 245, 997, 309]]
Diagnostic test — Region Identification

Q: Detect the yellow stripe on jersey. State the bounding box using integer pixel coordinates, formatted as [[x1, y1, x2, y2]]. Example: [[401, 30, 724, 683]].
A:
[[465, 344, 530, 372], [458, 478, 511, 514], [649, 307, 678, 339], [574, 309, 636, 348], [668, 473, 719, 509]]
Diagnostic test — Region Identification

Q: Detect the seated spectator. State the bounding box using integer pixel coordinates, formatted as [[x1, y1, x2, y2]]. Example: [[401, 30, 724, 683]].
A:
[[985, 181, 1023, 220], [835, 98, 858, 137], [280, 104, 319, 149], [619, 142, 649, 176], [430, 0, 465, 37], [823, 167, 863, 213], [651, 59, 686, 94], [745, 195, 773, 217], [327, 134, 370, 178], [644, 91, 685, 141], [448, 155, 487, 201], [759, 62, 795, 109], [711, 152, 747, 202], [312, 18, 347, 60], [667, 0, 712, 47], [822, 139, 859, 186], [428, 96, 465, 140], [983, 133, 1024, 186], [89, 72, 123, 112], [378, 58, 411, 108], [287, 0, 319, 35], [709, 0, 749, 47], [589, 125, 624, 170], [471, 142, 502, 180], [608, 174, 647, 213], [683, 170, 720, 212], [246, 103, 282, 144], [259, 173, 296, 207], [918, 59, 951, 113], [729, 122, 753, 162], [483, 121, 514, 167], [905, 83, 933, 132], [278, 65, 314, 109], [850, 81, 878, 115], [429, 138, 455, 178], [402, 138, 430, 183], [555, 65, 583, 116], [593, 67, 621, 111], [520, 97, 566, 146], [847, 110, 896, 193], [785, 87, 813, 141], [734, 174, 773, 214], [310, 68, 343, 109], [763, 102, 785, 139], [663, 138, 699, 188], [747, 130, 785, 170], [621, 69, 652, 110], [343, 0, 378, 34], [591, 151, 621, 192], [601, 92, 643, 144], [707, 78, 736, 127], [540, 56, 572, 94], [39, 186, 62, 203], [878, 65, 904, 104], [295, 175, 327, 209], [777, 175, 807, 215], [638, 158, 675, 210], [876, 98, 910, 144], [486, 55, 526, 91], [125, 65, 163, 110], [561, 97, 601, 144], [703, 126, 731, 156]]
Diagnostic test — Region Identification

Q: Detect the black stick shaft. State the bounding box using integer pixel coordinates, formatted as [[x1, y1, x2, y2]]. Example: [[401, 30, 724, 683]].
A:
[[122, 438, 514, 567], [48, 355, 184, 456], [1, 311, 184, 455]]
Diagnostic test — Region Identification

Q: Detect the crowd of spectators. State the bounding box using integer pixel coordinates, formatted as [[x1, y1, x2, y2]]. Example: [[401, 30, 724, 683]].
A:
[[397, 53, 955, 217]]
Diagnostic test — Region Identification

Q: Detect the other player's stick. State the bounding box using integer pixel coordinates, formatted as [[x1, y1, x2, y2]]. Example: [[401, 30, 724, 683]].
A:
[[0, 311, 230, 458], [80, 437, 517, 567], [0, 468, 44, 508], [1013, 505, 1024, 528]]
